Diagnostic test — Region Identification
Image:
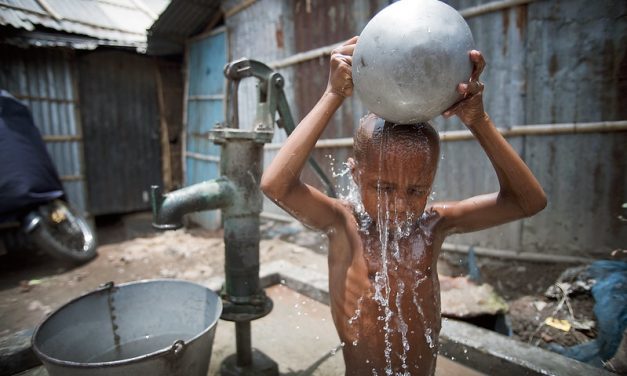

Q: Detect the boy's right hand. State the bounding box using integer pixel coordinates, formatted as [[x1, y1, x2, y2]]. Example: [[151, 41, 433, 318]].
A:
[[325, 36, 358, 98], [442, 50, 487, 127]]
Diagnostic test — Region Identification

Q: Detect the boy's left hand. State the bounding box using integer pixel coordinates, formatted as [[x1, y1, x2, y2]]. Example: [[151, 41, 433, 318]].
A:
[[442, 50, 487, 127]]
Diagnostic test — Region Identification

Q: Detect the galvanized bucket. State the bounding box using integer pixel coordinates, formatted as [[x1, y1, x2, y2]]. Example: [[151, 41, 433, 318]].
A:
[[32, 279, 222, 376]]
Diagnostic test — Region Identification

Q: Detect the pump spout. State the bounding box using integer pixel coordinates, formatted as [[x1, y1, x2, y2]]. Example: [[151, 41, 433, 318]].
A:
[[151, 178, 235, 230]]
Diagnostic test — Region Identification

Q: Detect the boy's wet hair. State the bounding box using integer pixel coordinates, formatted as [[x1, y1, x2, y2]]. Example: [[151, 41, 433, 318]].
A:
[[354, 113, 440, 167]]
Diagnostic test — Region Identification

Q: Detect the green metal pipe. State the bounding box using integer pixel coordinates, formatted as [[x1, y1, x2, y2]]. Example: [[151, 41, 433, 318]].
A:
[[219, 139, 264, 300], [150, 178, 235, 230]]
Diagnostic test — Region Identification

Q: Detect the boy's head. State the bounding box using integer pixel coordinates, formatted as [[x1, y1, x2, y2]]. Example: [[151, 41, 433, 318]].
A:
[[349, 113, 440, 222]]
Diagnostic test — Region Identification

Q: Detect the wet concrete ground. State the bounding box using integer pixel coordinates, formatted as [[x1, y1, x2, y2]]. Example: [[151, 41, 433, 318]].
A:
[[209, 284, 484, 375]]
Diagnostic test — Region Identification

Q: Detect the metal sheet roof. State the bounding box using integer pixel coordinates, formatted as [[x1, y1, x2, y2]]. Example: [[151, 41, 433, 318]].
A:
[[147, 0, 220, 55], [0, 0, 170, 49]]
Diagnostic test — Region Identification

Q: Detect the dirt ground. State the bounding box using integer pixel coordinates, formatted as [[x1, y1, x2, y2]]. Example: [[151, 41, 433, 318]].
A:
[[0, 216, 329, 338], [0, 214, 597, 356]]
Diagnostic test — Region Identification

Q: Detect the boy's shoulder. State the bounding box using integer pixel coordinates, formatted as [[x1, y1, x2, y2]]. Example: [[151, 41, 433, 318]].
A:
[[421, 206, 443, 225], [413, 207, 446, 239]]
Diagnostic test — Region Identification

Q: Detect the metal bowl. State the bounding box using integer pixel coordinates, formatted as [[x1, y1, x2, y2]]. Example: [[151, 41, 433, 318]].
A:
[[353, 0, 475, 124]]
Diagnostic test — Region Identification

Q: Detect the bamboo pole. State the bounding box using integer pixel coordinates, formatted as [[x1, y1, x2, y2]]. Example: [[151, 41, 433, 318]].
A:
[[441, 242, 593, 264], [181, 44, 190, 187], [155, 65, 172, 191], [59, 175, 84, 182], [42, 135, 82, 142], [223, 0, 256, 19], [185, 152, 220, 163], [459, 0, 538, 19], [257, 212, 595, 264], [270, 43, 340, 69], [14, 95, 76, 103], [188, 94, 225, 101], [264, 121, 627, 150]]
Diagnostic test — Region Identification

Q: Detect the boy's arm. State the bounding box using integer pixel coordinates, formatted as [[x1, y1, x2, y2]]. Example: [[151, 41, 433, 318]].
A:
[[260, 37, 358, 232], [432, 51, 547, 234]]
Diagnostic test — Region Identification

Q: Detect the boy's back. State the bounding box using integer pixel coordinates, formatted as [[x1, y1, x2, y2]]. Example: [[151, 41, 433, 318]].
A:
[[260, 37, 546, 375]]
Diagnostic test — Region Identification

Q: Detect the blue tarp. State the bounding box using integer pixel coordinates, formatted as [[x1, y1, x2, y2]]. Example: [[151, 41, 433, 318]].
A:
[[548, 260, 627, 367], [0, 90, 64, 222]]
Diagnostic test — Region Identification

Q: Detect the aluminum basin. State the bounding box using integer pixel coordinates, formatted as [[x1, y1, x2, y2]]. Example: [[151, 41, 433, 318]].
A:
[[32, 279, 222, 376]]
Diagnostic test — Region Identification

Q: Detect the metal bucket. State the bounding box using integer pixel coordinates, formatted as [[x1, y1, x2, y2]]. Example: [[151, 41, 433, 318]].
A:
[[32, 279, 222, 376]]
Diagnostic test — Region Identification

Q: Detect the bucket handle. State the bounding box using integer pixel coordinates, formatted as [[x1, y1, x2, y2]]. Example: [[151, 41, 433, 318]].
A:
[[98, 281, 115, 290], [170, 340, 186, 356]]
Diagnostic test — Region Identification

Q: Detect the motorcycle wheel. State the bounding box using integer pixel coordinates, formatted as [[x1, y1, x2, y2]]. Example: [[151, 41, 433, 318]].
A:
[[25, 200, 97, 264]]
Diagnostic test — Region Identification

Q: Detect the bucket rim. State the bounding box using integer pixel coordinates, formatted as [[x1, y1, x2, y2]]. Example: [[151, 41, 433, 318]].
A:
[[31, 278, 223, 369]]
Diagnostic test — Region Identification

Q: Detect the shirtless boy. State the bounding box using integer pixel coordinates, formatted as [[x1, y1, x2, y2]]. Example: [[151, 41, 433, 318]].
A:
[[260, 36, 547, 375]]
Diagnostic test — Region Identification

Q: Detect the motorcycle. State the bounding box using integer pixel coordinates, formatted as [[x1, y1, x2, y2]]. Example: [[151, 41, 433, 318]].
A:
[[0, 90, 97, 264]]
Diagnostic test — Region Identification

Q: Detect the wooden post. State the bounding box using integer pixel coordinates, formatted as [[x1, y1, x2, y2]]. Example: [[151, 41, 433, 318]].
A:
[[155, 64, 172, 191]]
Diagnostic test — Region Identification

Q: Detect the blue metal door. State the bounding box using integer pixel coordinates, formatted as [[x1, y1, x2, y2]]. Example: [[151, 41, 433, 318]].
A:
[[184, 28, 226, 229]]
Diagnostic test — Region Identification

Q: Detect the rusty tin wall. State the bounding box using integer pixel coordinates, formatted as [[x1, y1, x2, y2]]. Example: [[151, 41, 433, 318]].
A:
[[225, 0, 626, 257], [515, 0, 626, 256], [437, 0, 627, 257], [0, 45, 89, 215]]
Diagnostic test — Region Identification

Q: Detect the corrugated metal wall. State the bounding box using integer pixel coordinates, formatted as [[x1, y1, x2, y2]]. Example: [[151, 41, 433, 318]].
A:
[[0, 45, 89, 215], [223, 0, 626, 258], [77, 50, 163, 216], [438, 0, 627, 257]]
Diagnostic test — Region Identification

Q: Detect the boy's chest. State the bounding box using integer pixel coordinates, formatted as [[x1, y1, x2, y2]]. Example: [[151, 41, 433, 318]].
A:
[[360, 231, 436, 278]]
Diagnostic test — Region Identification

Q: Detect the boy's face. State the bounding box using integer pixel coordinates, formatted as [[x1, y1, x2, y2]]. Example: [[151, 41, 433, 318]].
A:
[[351, 147, 437, 224]]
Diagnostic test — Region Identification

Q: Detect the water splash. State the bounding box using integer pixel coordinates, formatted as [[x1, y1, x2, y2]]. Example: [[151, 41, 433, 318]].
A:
[[374, 189, 394, 375], [348, 296, 364, 325], [330, 130, 441, 374], [395, 280, 410, 370], [339, 173, 371, 232], [429, 191, 437, 201]]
